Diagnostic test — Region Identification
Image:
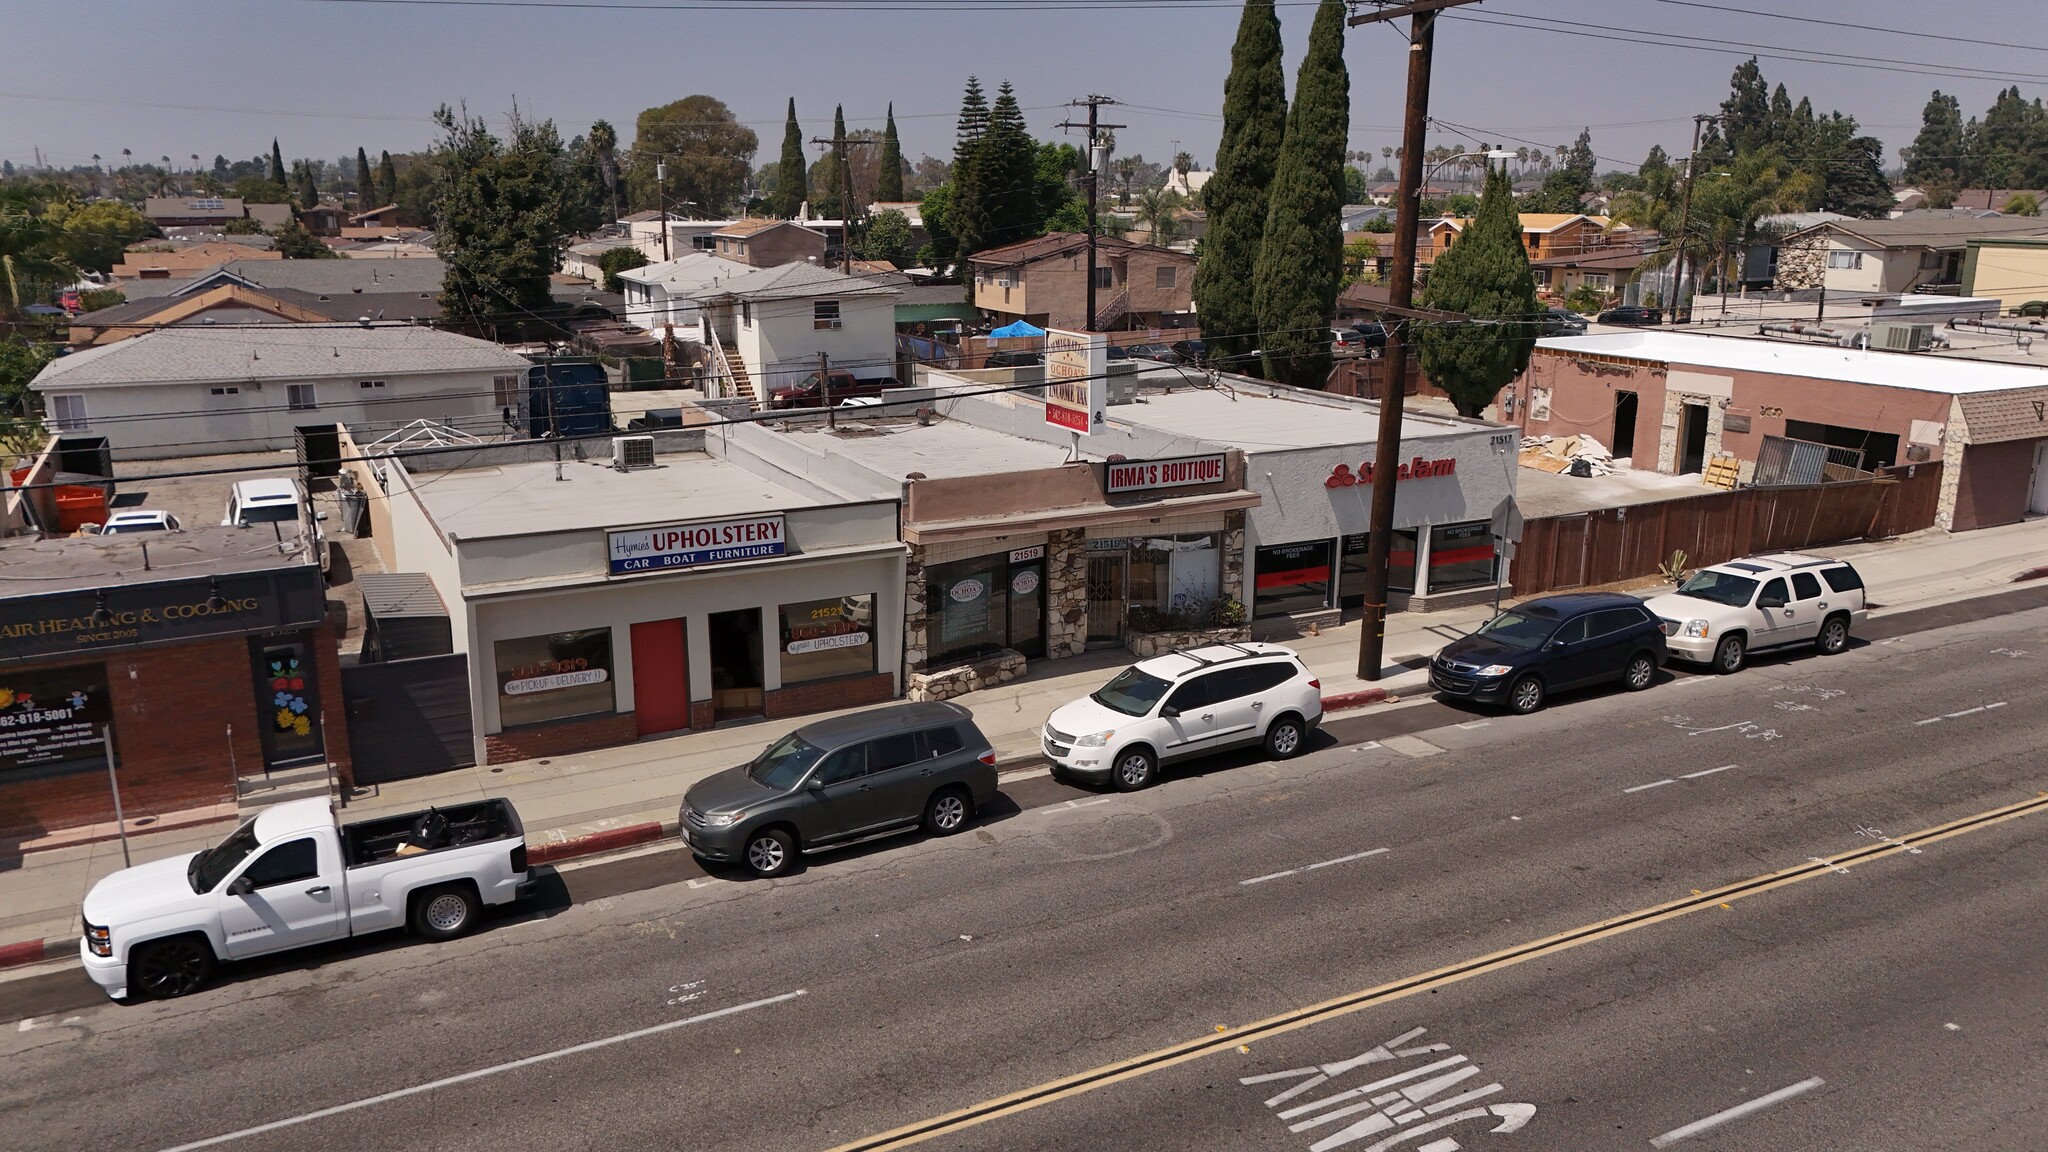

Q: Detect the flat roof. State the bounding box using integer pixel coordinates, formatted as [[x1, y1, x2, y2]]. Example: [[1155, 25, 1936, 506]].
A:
[[770, 416, 1077, 479], [411, 450, 830, 540], [0, 524, 316, 594], [1108, 373, 1495, 451], [1537, 330, 2048, 395]]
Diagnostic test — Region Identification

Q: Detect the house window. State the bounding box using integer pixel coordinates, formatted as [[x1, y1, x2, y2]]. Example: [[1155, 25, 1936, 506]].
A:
[[813, 300, 842, 329], [1155, 265, 1176, 289], [1585, 271, 1611, 288], [359, 379, 386, 389], [48, 394, 87, 431], [209, 386, 240, 395], [287, 384, 316, 411], [995, 271, 1013, 288], [1093, 267, 1112, 289], [1918, 250, 1943, 270], [1533, 269, 1553, 287], [492, 374, 517, 408], [1826, 250, 1863, 270], [692, 235, 714, 251], [742, 301, 753, 327]]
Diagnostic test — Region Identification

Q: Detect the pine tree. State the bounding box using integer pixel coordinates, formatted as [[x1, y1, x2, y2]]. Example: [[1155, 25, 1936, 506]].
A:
[[811, 105, 848, 219], [877, 103, 906, 203], [1415, 166, 1537, 418], [1195, 0, 1288, 363], [269, 139, 286, 185], [772, 98, 807, 218], [376, 151, 397, 208], [1904, 91, 1963, 186], [355, 148, 374, 206], [293, 160, 317, 208], [1720, 58, 1771, 154], [950, 77, 991, 291], [975, 83, 1038, 252], [1251, 0, 1347, 387]]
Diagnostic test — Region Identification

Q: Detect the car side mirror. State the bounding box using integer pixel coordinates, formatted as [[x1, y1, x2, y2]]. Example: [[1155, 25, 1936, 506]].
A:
[[227, 875, 255, 897], [1160, 705, 1181, 718], [806, 777, 826, 791]]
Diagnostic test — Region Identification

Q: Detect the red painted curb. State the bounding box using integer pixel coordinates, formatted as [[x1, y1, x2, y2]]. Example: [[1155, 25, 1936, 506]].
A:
[[2014, 567, 2048, 583], [1321, 688, 1391, 713], [0, 937, 62, 970], [528, 821, 665, 865]]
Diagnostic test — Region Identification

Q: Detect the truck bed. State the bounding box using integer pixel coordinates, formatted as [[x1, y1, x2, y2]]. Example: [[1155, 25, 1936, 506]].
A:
[[341, 800, 523, 868]]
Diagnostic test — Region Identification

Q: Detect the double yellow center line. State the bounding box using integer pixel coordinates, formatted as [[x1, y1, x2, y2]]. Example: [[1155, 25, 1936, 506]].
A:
[[826, 792, 2048, 1152]]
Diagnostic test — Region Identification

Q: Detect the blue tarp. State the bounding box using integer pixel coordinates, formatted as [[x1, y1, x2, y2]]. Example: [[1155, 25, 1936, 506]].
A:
[[988, 320, 1046, 338]]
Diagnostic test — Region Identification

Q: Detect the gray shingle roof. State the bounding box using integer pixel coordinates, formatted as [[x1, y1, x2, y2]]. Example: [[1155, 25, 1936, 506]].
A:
[[122, 258, 447, 300], [709, 261, 901, 301], [33, 324, 529, 389]]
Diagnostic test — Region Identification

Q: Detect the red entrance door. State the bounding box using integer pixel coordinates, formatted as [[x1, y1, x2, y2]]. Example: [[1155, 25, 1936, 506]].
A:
[[629, 618, 690, 736]]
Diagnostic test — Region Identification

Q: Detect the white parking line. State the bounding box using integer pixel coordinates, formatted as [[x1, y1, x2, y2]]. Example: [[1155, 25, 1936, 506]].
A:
[[1241, 847, 1388, 886], [1649, 1076, 1825, 1147], [149, 990, 806, 1152], [1623, 779, 1676, 794], [1680, 764, 1737, 779], [1625, 764, 1737, 793], [1916, 701, 2007, 725]]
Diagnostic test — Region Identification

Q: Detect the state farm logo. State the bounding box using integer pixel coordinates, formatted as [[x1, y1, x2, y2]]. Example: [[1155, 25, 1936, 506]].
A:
[[1326, 456, 1457, 488]]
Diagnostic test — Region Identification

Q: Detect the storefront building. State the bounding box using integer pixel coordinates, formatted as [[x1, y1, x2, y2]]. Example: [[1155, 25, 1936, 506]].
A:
[[0, 529, 342, 840], [355, 431, 906, 764]]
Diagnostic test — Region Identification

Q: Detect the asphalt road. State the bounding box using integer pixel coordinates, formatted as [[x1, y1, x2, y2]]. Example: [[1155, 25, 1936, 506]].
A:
[[5, 603, 2046, 1152]]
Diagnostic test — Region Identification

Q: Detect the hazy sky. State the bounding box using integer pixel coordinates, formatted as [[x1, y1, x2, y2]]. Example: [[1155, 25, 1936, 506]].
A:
[[4, 0, 2042, 178]]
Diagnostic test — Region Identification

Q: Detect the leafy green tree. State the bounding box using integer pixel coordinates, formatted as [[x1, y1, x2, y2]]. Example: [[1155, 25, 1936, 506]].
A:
[[376, 151, 398, 207], [1416, 167, 1538, 417], [354, 147, 374, 204], [1195, 0, 1287, 362], [858, 208, 915, 266], [771, 99, 807, 218], [293, 160, 318, 208], [1719, 58, 1771, 155], [1032, 141, 1084, 233], [1134, 187, 1187, 246], [877, 104, 906, 203], [269, 139, 286, 185], [599, 246, 649, 291], [273, 217, 338, 259], [1962, 86, 2048, 189], [974, 83, 1038, 251], [948, 78, 991, 282], [1251, 0, 1347, 387], [430, 105, 576, 325], [1342, 165, 1370, 205], [47, 200, 154, 273], [232, 176, 291, 204], [1339, 234, 1379, 290], [2005, 192, 2041, 216], [562, 130, 614, 235], [625, 96, 760, 215], [1525, 128, 1596, 212], [811, 105, 848, 218], [0, 335, 56, 418], [588, 120, 621, 223], [917, 183, 956, 268], [1903, 91, 1962, 186]]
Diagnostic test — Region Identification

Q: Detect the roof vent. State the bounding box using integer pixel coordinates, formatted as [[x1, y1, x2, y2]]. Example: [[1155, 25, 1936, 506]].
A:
[[611, 435, 657, 472]]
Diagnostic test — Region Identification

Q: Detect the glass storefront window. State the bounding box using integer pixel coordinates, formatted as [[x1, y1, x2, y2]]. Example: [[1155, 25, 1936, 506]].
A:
[[780, 594, 877, 684], [1429, 522, 1499, 592], [1254, 540, 1333, 617], [495, 628, 615, 727], [1123, 533, 1223, 629], [1340, 530, 1416, 607], [0, 662, 112, 781], [927, 558, 1009, 666]]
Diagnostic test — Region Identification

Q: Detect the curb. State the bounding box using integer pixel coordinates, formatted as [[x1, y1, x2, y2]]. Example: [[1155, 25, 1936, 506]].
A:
[[1321, 687, 1392, 713], [0, 936, 66, 971], [528, 821, 666, 865], [2015, 567, 2048, 583]]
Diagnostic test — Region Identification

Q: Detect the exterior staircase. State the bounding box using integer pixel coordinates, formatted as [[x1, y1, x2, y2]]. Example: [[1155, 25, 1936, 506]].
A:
[[236, 763, 333, 818], [1093, 288, 1130, 331], [725, 347, 760, 409]]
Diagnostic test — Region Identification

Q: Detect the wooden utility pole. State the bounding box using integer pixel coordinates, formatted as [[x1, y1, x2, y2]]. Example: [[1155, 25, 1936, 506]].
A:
[[1351, 0, 1484, 682], [819, 351, 835, 429], [656, 160, 670, 262], [810, 133, 880, 274], [1057, 96, 1125, 331], [1668, 114, 1715, 326]]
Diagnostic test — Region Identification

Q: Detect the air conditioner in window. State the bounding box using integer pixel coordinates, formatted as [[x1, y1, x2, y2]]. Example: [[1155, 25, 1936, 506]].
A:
[[612, 435, 656, 471], [825, 319, 843, 329]]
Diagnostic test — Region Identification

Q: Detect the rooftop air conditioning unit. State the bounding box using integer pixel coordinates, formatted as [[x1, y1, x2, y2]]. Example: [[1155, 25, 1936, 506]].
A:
[[612, 435, 656, 471], [1873, 322, 1935, 352]]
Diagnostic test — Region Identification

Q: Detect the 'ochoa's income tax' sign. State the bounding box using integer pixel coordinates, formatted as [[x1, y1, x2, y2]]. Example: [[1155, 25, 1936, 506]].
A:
[[609, 514, 786, 575], [1105, 453, 1227, 495], [1044, 328, 1107, 436]]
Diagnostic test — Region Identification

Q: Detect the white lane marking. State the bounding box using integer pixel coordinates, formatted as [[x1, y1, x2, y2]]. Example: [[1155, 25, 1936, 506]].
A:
[[1242, 848, 1389, 886], [1914, 716, 1943, 725], [148, 990, 805, 1152], [1623, 779, 1677, 794], [1986, 701, 2009, 710], [1680, 764, 1737, 780], [16, 1018, 35, 1032], [1944, 706, 1988, 719], [1648, 1076, 1825, 1148], [1456, 720, 1491, 730], [1920, 701, 2007, 725], [1071, 797, 1114, 809]]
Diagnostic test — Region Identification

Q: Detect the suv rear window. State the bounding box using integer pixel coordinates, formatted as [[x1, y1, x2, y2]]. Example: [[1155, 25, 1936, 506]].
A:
[[1821, 565, 1863, 593], [921, 726, 965, 757], [1588, 607, 1646, 637]]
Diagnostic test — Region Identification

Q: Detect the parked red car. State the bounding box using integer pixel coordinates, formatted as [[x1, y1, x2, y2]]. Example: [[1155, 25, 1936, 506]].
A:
[[768, 370, 896, 410]]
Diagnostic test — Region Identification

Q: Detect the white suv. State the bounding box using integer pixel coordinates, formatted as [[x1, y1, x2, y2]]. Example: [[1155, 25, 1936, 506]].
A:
[[1042, 643, 1323, 791], [1643, 553, 1868, 673]]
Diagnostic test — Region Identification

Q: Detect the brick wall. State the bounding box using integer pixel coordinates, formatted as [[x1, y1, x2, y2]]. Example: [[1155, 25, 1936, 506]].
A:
[[763, 672, 895, 720], [484, 711, 639, 765]]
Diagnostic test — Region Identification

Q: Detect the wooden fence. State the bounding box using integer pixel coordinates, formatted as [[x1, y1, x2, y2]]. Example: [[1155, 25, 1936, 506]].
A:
[[1508, 463, 1942, 597]]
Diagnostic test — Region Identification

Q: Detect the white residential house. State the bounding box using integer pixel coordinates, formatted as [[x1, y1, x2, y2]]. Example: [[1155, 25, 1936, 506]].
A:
[[621, 211, 741, 261], [31, 325, 534, 460], [614, 252, 755, 334], [700, 263, 901, 394], [1774, 213, 2048, 296]]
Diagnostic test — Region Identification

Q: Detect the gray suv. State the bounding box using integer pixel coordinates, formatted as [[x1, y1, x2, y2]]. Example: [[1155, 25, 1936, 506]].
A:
[[678, 702, 999, 877]]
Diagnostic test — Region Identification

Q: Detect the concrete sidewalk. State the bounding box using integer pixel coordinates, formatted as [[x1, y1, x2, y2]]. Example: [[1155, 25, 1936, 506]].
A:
[[5, 519, 2043, 969]]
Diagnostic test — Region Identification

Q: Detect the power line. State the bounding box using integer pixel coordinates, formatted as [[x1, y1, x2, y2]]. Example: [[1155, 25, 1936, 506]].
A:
[[1646, 0, 2048, 56]]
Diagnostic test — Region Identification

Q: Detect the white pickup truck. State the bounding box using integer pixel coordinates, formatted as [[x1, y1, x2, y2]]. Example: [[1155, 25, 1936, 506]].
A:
[[80, 797, 534, 1000]]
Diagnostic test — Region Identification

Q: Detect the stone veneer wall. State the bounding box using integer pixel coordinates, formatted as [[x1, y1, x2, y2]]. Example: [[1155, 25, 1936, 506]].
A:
[[1221, 510, 1246, 605], [1773, 237, 1825, 292], [1126, 626, 1253, 659], [906, 649, 1028, 702], [1045, 527, 1088, 659]]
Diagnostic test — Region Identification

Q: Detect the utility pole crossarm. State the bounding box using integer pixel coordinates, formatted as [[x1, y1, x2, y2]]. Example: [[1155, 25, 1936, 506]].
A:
[[1058, 95, 1125, 332], [810, 133, 881, 274], [1348, 0, 1482, 27]]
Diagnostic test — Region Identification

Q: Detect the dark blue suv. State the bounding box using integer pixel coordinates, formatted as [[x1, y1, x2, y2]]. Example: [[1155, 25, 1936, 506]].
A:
[[1430, 592, 1668, 714]]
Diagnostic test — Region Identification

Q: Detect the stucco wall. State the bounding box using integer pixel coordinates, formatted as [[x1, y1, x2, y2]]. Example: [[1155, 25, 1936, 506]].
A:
[[740, 292, 896, 391], [1242, 428, 1516, 550], [1952, 437, 2042, 530]]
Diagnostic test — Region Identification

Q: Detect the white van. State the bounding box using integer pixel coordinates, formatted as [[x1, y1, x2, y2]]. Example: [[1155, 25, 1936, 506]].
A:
[[223, 477, 328, 566]]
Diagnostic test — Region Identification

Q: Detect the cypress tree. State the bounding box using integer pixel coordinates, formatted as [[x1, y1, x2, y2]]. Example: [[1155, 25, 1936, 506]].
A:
[[269, 139, 286, 185], [877, 103, 906, 203], [976, 83, 1038, 252], [1251, 0, 1348, 387], [1903, 91, 1963, 186], [1195, 0, 1287, 363], [772, 98, 807, 218], [294, 160, 317, 208], [376, 151, 397, 207], [355, 147, 374, 207], [1414, 165, 1538, 417], [950, 77, 990, 293], [811, 105, 848, 219]]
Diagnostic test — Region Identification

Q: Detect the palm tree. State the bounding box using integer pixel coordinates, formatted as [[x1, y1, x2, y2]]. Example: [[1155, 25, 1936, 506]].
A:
[[588, 119, 621, 223], [1134, 187, 1187, 247], [0, 187, 76, 316]]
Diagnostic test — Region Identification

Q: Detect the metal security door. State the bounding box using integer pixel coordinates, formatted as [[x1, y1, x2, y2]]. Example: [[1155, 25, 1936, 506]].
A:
[[1086, 555, 1126, 644]]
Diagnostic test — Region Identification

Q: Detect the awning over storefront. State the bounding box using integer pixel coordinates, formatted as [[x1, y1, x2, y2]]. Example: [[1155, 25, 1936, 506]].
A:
[[902, 488, 1262, 545]]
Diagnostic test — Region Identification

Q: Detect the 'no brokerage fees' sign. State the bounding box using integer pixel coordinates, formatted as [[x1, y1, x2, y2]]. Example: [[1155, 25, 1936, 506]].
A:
[[609, 514, 787, 575]]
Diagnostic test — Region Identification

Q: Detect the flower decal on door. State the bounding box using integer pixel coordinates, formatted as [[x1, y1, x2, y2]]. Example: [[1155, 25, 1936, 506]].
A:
[[269, 654, 313, 737]]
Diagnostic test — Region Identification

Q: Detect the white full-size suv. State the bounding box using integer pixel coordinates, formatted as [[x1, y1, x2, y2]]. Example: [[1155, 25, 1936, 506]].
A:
[[1644, 553, 1868, 674], [1042, 642, 1323, 791]]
